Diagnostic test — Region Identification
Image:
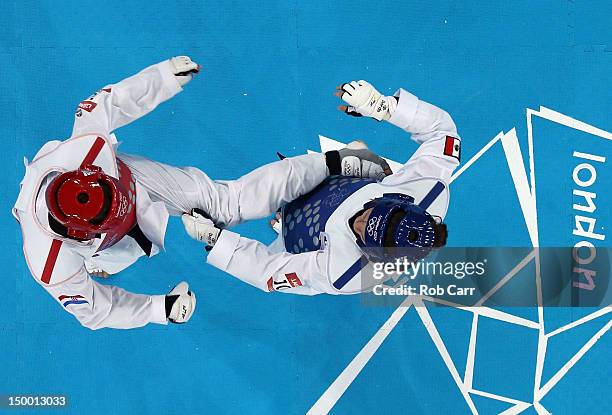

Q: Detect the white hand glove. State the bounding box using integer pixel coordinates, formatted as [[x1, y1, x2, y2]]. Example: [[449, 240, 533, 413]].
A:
[[325, 140, 392, 181], [170, 56, 200, 87], [336, 80, 396, 121], [166, 281, 196, 324], [340, 141, 392, 180], [182, 210, 221, 246]]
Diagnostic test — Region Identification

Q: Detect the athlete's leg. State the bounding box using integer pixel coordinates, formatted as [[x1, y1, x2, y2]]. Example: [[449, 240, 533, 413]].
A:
[[217, 153, 328, 225], [119, 152, 327, 227]]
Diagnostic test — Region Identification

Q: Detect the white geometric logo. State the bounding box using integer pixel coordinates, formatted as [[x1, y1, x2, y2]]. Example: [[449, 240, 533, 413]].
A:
[[306, 107, 611, 414]]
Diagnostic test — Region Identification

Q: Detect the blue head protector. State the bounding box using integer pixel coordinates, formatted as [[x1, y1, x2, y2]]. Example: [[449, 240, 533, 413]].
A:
[[359, 193, 436, 262]]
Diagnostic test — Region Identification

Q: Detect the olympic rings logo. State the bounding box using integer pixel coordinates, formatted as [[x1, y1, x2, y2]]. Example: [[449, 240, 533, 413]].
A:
[[367, 216, 379, 237]]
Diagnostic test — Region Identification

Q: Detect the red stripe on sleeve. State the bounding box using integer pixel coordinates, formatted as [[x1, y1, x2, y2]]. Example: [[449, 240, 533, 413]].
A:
[[58, 294, 84, 301], [80, 136, 106, 167], [41, 239, 63, 284]]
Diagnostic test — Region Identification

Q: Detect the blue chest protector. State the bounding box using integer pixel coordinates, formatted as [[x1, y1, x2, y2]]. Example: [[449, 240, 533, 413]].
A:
[[282, 176, 375, 254]]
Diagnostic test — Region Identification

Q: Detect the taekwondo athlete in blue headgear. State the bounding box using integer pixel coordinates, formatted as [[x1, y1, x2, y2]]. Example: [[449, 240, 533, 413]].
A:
[[183, 80, 460, 295]]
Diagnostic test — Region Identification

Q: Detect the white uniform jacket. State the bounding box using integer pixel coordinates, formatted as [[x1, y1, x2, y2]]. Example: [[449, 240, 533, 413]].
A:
[[13, 60, 183, 329], [207, 89, 462, 295]]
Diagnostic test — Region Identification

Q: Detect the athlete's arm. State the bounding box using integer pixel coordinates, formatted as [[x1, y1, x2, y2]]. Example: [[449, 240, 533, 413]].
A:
[[42, 268, 169, 330], [205, 230, 326, 295], [337, 80, 461, 183], [181, 211, 326, 294], [385, 88, 460, 183], [71, 56, 199, 136], [182, 211, 325, 295]]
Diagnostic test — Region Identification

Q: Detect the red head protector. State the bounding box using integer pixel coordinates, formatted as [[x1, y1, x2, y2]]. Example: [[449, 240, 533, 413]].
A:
[[45, 162, 137, 249]]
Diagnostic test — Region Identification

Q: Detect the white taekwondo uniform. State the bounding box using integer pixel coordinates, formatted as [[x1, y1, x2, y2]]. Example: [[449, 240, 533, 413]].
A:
[[14, 60, 329, 329], [206, 89, 462, 295]]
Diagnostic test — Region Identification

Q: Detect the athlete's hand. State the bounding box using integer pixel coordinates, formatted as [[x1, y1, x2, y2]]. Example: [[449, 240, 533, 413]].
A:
[[170, 56, 200, 86], [165, 281, 196, 324], [326, 140, 392, 181], [334, 80, 394, 121], [182, 209, 221, 246]]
